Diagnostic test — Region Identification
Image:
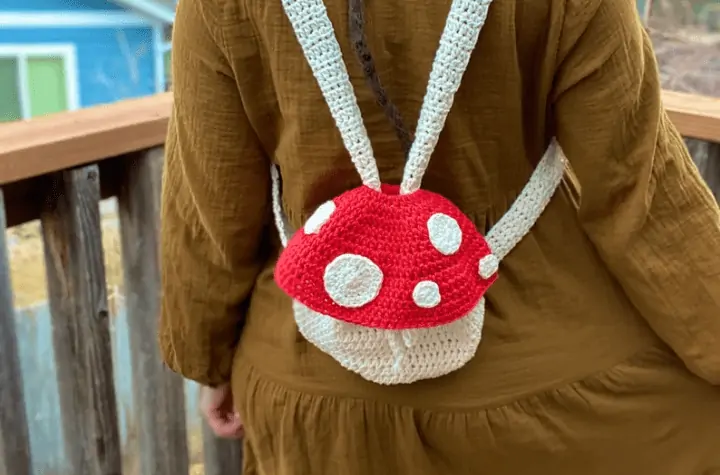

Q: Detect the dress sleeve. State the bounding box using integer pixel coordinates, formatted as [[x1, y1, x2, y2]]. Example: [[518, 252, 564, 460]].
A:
[[553, 0, 720, 384], [158, 0, 270, 387]]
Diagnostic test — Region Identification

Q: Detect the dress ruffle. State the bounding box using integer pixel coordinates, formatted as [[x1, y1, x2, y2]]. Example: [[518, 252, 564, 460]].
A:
[[233, 344, 720, 475]]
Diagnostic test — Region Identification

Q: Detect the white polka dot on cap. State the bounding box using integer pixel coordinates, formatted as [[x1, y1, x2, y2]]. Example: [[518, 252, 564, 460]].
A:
[[323, 253, 384, 308], [427, 213, 462, 255], [305, 200, 336, 234], [412, 280, 441, 308]]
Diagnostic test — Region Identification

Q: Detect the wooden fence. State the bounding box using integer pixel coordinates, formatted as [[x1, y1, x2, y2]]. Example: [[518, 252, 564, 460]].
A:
[[0, 90, 718, 475], [0, 93, 240, 475]]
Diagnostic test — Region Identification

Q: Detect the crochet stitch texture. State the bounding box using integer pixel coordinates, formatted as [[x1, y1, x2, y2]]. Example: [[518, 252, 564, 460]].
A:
[[275, 184, 497, 329], [272, 0, 567, 385]]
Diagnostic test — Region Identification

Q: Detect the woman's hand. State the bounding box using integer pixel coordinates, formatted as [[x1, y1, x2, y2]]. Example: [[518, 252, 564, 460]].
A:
[[200, 384, 244, 438]]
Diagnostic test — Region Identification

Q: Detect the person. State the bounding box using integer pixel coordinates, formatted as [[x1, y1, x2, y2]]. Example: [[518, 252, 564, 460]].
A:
[[158, 0, 720, 473]]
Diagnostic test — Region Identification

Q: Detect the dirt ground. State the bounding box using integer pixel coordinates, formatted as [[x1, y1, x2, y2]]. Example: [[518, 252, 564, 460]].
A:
[[8, 202, 125, 308], [651, 26, 720, 96], [122, 423, 205, 475]]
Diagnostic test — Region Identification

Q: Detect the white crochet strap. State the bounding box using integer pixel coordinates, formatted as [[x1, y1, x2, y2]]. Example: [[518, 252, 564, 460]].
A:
[[281, 0, 494, 194], [486, 140, 566, 260], [400, 0, 493, 195], [271, 164, 292, 247], [281, 0, 381, 190]]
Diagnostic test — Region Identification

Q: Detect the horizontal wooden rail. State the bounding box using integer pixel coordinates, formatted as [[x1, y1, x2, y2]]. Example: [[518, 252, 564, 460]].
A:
[[0, 90, 718, 186], [0, 93, 171, 185], [663, 91, 720, 143], [0, 147, 243, 475]]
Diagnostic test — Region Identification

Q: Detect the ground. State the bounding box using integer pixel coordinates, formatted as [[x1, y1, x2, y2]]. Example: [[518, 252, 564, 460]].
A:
[[8, 201, 124, 307], [651, 27, 720, 96]]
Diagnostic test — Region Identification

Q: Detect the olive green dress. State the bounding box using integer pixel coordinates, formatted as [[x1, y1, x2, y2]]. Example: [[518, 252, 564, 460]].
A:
[[159, 0, 720, 473]]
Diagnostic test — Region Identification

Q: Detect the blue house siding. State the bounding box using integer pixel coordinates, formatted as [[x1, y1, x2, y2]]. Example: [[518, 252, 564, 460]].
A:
[[1, 0, 124, 11], [0, 26, 157, 108]]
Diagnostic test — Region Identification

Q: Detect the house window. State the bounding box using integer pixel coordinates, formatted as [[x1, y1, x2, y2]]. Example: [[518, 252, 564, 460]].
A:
[[0, 46, 78, 123]]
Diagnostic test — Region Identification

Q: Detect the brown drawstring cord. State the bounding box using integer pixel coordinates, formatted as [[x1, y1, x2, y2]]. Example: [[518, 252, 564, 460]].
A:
[[348, 0, 414, 157]]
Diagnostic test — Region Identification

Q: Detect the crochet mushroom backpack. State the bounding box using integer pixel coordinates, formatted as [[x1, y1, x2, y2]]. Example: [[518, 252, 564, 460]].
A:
[[271, 0, 567, 385]]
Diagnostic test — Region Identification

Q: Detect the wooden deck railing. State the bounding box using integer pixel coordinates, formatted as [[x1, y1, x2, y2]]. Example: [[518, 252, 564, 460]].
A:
[[0, 93, 238, 475], [0, 90, 718, 475]]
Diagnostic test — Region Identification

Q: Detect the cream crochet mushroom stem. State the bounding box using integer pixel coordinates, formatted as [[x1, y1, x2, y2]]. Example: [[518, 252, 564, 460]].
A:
[[292, 298, 487, 385]]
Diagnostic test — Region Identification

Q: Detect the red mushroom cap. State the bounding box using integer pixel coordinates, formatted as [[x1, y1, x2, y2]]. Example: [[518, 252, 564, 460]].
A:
[[275, 184, 497, 330]]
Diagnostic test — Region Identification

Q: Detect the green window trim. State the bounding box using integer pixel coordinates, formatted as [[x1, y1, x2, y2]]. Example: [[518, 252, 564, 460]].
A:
[[0, 51, 71, 123], [0, 57, 22, 122]]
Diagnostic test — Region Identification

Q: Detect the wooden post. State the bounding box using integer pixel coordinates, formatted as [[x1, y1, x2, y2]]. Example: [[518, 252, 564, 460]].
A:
[[0, 189, 33, 475], [687, 139, 720, 201], [41, 166, 123, 475], [117, 148, 189, 475], [202, 421, 243, 475]]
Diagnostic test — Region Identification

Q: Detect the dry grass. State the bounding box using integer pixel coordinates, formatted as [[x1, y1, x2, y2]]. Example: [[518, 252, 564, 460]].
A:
[[7, 204, 210, 475], [122, 424, 206, 475], [7, 203, 125, 308], [651, 27, 720, 96]]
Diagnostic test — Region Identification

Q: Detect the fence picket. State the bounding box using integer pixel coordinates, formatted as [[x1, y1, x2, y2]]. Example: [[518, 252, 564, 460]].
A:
[[41, 166, 123, 475], [0, 189, 33, 475], [118, 148, 190, 475]]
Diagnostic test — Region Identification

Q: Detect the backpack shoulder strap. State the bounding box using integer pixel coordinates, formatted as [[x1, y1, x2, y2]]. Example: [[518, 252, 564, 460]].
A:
[[282, 0, 381, 190], [400, 0, 494, 194], [486, 140, 567, 260], [282, 0, 496, 194]]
